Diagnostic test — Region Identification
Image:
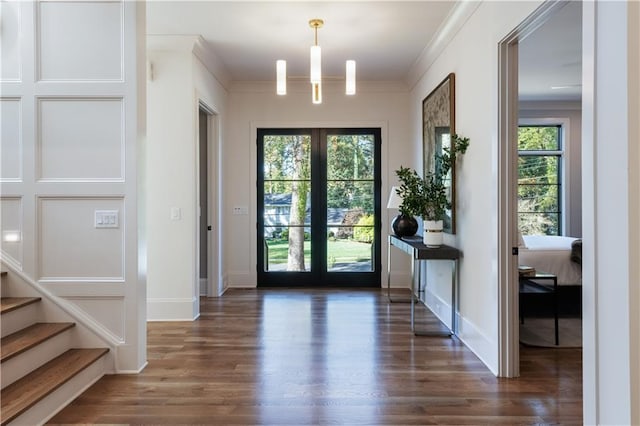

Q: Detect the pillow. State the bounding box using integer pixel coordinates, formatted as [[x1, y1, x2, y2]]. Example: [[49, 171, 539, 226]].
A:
[[518, 230, 526, 248], [570, 239, 582, 264]]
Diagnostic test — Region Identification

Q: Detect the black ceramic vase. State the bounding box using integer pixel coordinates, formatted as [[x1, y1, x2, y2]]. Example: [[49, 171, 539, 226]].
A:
[[391, 214, 419, 237]]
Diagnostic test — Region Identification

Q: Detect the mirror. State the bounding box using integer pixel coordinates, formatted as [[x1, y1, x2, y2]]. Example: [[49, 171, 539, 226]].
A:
[[422, 73, 456, 234]]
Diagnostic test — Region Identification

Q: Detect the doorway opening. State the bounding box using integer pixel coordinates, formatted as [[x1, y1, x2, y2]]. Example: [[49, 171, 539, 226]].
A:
[[257, 128, 382, 287], [498, 0, 583, 377], [198, 104, 218, 296]]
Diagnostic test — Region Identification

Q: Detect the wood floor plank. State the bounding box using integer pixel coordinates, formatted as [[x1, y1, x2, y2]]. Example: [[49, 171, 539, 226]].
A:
[[1, 322, 74, 363], [0, 297, 41, 315], [47, 289, 582, 425], [1, 348, 109, 425]]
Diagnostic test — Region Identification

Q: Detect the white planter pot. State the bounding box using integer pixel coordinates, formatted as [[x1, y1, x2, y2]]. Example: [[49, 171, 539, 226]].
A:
[[423, 220, 444, 248]]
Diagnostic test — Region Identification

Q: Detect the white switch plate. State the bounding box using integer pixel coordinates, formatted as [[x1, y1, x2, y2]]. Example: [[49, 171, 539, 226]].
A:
[[232, 206, 248, 215], [95, 210, 119, 228]]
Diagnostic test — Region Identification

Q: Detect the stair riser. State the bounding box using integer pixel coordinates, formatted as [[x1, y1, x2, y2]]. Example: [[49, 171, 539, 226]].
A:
[[1, 331, 73, 390], [1, 304, 39, 338], [4, 355, 106, 426]]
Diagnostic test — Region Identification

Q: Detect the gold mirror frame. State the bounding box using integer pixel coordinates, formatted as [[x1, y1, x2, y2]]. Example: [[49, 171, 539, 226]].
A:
[[422, 73, 456, 234]]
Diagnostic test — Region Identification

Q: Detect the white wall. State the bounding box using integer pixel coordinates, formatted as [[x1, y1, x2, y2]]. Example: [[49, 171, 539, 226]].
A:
[[519, 101, 582, 237], [407, 1, 543, 373], [0, 0, 146, 372], [224, 80, 412, 288], [146, 36, 228, 320], [582, 1, 640, 424]]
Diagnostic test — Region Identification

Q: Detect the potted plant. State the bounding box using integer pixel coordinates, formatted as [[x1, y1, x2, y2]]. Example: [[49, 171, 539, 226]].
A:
[[395, 134, 470, 247]]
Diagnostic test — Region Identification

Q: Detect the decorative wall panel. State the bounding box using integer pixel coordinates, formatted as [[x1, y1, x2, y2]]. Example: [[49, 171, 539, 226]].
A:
[[0, 197, 23, 267], [38, 197, 124, 279], [38, 98, 123, 181], [65, 298, 125, 341], [0, 99, 22, 181], [38, 1, 122, 81], [0, 1, 21, 81]]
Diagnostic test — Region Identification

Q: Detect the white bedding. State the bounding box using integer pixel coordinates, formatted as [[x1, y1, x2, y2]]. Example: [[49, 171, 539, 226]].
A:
[[519, 235, 582, 285]]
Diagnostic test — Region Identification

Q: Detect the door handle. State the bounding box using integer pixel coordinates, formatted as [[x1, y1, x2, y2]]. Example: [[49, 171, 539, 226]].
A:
[[207, 226, 212, 231]]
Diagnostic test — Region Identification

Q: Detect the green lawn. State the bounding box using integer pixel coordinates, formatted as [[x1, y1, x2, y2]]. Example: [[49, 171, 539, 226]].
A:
[[265, 239, 371, 266]]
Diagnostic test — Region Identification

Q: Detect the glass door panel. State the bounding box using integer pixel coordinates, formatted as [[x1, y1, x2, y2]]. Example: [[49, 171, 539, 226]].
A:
[[261, 133, 311, 272], [326, 134, 376, 273]]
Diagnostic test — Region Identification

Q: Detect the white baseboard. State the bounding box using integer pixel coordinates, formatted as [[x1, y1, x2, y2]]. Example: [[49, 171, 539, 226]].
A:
[[422, 287, 498, 376], [457, 315, 498, 376], [422, 286, 453, 329], [227, 272, 255, 288], [147, 297, 198, 321]]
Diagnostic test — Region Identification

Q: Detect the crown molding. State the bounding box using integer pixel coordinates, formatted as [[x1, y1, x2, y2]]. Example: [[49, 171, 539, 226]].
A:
[[405, 1, 481, 90], [146, 35, 231, 89]]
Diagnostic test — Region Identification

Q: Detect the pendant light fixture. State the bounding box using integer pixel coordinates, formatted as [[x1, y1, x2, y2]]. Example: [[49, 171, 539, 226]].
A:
[[309, 19, 323, 104], [275, 18, 356, 103]]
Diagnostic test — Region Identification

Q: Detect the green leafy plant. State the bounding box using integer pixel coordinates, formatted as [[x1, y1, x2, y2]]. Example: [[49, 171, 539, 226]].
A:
[[353, 214, 374, 243], [395, 134, 470, 221]]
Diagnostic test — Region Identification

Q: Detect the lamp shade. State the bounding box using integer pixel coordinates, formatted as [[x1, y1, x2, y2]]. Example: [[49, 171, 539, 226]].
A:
[[276, 60, 286, 95], [387, 186, 403, 209], [345, 60, 356, 95], [310, 45, 321, 83]]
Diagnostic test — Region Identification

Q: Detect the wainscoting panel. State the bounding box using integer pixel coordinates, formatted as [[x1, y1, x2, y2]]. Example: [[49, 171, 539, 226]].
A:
[[64, 297, 125, 341], [38, 197, 124, 280], [0, 1, 21, 82], [0, 197, 23, 268], [1, 98, 22, 181], [37, 98, 124, 181], [1, 0, 144, 372], [37, 1, 123, 81]]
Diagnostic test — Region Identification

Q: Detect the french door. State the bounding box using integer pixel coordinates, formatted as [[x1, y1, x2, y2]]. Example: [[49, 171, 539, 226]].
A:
[[257, 128, 381, 287]]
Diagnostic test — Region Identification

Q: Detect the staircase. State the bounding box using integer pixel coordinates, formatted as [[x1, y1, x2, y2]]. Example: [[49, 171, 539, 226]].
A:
[[0, 271, 110, 425]]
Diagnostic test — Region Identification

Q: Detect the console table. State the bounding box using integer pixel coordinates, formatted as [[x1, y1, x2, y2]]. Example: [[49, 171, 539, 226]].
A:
[[387, 235, 461, 336]]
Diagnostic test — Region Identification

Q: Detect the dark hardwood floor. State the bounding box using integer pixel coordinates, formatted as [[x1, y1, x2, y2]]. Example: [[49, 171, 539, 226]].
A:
[[48, 289, 582, 425]]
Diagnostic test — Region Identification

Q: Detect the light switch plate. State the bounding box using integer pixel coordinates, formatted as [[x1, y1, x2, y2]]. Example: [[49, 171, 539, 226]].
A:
[[95, 210, 119, 228]]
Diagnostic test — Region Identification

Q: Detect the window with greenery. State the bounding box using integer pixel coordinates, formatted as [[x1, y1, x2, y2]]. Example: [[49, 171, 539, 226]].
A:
[[257, 128, 381, 287], [518, 125, 563, 235]]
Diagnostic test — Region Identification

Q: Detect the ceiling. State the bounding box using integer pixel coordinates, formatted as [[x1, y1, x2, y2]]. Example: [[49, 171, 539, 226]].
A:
[[147, 1, 582, 101], [519, 1, 582, 102], [147, 1, 455, 82]]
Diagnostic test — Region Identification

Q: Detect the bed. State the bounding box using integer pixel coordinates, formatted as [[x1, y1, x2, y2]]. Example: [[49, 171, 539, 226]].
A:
[[519, 235, 582, 285], [519, 235, 582, 315]]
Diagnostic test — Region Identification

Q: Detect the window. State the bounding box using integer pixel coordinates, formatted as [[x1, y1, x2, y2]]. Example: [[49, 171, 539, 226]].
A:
[[518, 124, 563, 235]]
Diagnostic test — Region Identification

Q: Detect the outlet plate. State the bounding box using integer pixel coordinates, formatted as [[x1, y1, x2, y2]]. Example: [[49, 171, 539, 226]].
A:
[[232, 206, 248, 215]]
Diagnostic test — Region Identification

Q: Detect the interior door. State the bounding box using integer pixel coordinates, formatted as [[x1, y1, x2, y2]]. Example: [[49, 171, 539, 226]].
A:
[[257, 128, 381, 287]]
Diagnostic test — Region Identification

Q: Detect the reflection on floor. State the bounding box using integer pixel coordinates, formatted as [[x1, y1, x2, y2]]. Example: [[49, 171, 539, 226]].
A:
[[49, 289, 583, 425]]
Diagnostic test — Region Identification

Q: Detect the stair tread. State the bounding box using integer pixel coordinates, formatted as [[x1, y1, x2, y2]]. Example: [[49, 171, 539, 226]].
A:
[[1, 322, 75, 363], [0, 297, 42, 315], [0, 348, 109, 425]]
